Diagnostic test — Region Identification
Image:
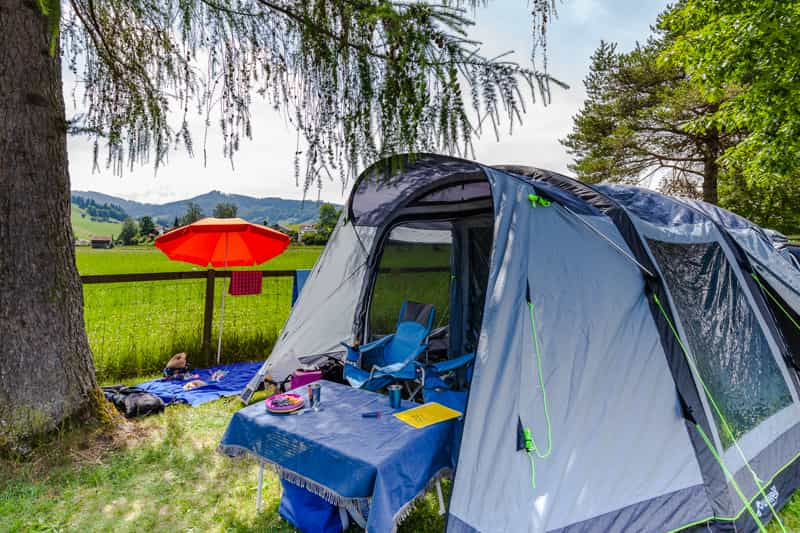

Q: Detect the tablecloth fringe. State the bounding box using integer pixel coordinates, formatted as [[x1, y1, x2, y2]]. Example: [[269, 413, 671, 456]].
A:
[[217, 443, 370, 509], [393, 467, 453, 525], [275, 464, 371, 510], [218, 443, 451, 528]]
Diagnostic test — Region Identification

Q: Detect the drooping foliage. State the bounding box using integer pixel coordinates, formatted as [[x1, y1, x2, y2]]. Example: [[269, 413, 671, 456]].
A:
[[59, 0, 562, 194]]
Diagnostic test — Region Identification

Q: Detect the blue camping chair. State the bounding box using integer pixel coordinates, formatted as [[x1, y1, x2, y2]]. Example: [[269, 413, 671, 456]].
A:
[[342, 301, 436, 397]]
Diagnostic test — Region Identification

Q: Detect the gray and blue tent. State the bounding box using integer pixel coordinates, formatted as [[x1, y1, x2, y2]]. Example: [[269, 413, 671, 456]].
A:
[[250, 154, 800, 532]]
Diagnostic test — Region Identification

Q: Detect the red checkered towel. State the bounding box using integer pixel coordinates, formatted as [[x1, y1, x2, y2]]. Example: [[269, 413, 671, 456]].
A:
[[229, 271, 263, 296]]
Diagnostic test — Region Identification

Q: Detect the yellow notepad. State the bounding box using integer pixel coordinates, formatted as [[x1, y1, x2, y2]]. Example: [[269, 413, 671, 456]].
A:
[[394, 402, 462, 429]]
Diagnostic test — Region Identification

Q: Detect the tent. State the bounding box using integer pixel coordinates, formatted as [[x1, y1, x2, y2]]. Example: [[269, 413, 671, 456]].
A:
[[764, 229, 800, 270], [250, 153, 800, 532]]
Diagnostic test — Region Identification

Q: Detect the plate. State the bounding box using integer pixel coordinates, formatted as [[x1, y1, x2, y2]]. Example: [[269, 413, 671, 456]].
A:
[[265, 392, 305, 414]]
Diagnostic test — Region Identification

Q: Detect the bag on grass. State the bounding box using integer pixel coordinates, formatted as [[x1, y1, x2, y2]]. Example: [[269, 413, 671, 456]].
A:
[[102, 385, 165, 418]]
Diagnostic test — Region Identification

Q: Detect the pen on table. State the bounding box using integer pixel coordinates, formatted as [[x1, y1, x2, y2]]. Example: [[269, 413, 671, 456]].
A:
[[361, 410, 389, 418]]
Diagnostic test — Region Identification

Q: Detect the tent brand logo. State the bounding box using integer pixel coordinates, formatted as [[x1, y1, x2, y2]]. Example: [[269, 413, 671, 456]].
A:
[[755, 485, 779, 518]]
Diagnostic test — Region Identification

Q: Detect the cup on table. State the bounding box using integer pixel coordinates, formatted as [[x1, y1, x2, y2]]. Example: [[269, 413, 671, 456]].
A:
[[388, 384, 402, 409], [308, 382, 321, 411]]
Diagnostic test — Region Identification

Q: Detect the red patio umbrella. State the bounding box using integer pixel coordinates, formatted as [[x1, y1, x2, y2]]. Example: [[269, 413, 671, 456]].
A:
[[155, 217, 290, 363]]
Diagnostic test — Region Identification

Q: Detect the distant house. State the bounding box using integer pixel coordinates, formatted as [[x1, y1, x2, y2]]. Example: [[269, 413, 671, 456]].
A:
[[296, 223, 318, 243], [91, 236, 113, 249]]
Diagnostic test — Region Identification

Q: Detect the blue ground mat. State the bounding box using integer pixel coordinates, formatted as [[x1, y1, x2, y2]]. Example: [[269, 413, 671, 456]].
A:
[[135, 361, 263, 406]]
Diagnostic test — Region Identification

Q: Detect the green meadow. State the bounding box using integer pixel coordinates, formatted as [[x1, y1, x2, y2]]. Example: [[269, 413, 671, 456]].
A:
[[71, 204, 123, 240], [78, 245, 324, 380]]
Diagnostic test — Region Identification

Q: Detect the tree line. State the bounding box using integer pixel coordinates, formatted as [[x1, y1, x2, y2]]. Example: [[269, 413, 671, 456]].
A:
[[71, 195, 128, 222], [562, 3, 800, 234]]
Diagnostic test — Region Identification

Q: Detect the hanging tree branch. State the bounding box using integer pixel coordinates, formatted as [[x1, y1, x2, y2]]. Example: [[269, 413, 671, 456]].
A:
[[60, 0, 563, 193]]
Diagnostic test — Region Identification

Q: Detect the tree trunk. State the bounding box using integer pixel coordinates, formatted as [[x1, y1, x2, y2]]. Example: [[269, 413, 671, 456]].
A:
[[703, 128, 720, 205], [0, 0, 98, 448]]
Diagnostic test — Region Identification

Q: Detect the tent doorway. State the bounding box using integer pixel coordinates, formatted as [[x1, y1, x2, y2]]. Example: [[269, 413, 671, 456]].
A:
[[364, 214, 494, 379]]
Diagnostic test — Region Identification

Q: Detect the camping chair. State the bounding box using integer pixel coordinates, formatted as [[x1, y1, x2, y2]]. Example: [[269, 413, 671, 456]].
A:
[[342, 301, 435, 399]]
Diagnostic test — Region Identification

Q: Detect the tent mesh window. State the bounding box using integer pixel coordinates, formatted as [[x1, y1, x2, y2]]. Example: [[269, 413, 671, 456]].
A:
[[368, 225, 452, 338], [649, 240, 793, 448]]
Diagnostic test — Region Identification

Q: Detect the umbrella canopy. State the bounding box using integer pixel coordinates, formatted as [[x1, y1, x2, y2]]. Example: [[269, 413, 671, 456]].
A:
[[154, 217, 290, 364], [155, 217, 290, 267]]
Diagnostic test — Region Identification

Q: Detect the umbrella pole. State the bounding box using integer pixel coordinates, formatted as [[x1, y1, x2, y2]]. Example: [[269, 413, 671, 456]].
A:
[[216, 234, 229, 364]]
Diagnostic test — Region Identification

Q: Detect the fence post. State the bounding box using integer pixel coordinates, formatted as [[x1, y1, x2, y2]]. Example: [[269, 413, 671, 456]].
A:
[[202, 269, 216, 356]]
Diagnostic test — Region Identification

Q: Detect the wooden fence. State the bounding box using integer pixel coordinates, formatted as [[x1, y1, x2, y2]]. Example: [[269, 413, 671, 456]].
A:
[[81, 269, 296, 359]]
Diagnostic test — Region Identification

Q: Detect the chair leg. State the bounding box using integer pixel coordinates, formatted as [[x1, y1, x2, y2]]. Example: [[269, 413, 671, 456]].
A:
[[408, 367, 425, 402]]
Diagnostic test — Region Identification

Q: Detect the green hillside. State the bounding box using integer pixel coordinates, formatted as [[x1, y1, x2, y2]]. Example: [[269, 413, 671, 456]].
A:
[[71, 204, 122, 240]]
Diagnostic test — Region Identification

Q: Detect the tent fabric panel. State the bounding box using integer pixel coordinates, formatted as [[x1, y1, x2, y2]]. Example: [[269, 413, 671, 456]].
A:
[[728, 412, 800, 505], [679, 198, 764, 231], [546, 484, 711, 533], [729, 227, 800, 312], [348, 154, 487, 226], [450, 446, 800, 533], [595, 183, 707, 227], [530, 169, 734, 516], [730, 423, 800, 531], [492, 165, 601, 216], [448, 170, 707, 532], [261, 219, 376, 380]]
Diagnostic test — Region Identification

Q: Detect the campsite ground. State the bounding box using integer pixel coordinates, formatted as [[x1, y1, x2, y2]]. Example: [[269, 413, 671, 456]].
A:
[[2, 389, 799, 532], [0, 244, 450, 532], [0, 389, 448, 533]]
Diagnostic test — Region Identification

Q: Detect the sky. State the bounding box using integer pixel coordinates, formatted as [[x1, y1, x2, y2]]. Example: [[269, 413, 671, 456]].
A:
[[66, 0, 669, 205]]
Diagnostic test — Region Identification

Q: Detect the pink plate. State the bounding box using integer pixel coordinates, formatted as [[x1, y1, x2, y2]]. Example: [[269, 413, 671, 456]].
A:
[[265, 392, 305, 414]]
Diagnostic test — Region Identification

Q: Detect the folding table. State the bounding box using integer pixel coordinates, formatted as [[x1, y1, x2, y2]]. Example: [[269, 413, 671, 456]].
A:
[[218, 380, 458, 532]]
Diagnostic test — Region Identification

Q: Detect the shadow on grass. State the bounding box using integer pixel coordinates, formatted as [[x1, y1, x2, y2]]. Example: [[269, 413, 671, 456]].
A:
[[0, 396, 449, 533]]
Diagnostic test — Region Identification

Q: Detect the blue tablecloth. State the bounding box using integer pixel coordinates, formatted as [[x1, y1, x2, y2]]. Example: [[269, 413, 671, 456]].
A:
[[218, 381, 457, 532]]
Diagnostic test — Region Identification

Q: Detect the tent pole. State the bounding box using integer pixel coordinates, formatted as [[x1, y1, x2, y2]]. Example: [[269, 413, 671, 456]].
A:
[[216, 233, 229, 364]]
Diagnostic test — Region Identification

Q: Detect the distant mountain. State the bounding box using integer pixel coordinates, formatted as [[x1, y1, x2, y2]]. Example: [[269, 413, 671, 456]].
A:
[[70, 190, 339, 226]]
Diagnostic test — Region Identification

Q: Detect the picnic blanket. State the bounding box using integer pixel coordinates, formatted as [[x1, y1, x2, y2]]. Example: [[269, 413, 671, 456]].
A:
[[136, 361, 262, 406], [219, 380, 457, 532]]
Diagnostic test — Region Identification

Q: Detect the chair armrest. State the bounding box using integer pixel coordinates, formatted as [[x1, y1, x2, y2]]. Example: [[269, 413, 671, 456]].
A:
[[340, 342, 361, 364], [373, 343, 428, 375], [359, 334, 394, 355], [428, 353, 475, 374]]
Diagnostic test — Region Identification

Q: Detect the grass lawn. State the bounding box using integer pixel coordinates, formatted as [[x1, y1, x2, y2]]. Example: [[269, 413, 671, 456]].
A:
[[0, 391, 448, 533], [71, 204, 122, 241], [77, 245, 324, 381]]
